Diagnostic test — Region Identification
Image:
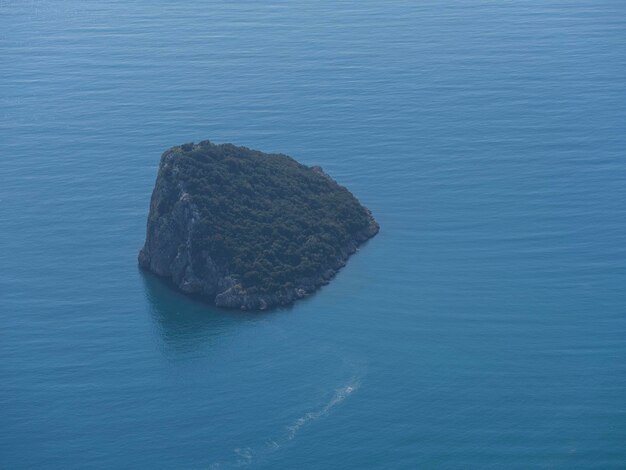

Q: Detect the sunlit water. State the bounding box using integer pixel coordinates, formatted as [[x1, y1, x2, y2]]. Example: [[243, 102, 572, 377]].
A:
[[2, 1, 626, 468]]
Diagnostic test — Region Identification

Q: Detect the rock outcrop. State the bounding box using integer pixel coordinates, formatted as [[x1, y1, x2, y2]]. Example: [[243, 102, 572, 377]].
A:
[[139, 140, 379, 310]]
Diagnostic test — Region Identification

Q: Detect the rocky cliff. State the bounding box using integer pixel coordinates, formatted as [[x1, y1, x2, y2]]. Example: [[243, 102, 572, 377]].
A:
[[139, 140, 379, 310]]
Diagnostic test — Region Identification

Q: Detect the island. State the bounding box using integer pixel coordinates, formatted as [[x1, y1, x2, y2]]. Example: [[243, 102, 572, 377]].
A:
[[138, 140, 379, 310]]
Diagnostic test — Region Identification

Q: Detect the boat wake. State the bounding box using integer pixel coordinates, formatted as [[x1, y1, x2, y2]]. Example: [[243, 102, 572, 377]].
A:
[[284, 381, 359, 441], [209, 378, 361, 469]]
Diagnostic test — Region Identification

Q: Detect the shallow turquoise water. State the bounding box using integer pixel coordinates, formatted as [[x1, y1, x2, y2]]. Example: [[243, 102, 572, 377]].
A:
[[2, 1, 626, 468]]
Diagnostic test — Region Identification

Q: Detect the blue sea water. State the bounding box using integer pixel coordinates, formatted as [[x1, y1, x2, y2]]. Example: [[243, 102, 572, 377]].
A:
[[2, 1, 626, 468]]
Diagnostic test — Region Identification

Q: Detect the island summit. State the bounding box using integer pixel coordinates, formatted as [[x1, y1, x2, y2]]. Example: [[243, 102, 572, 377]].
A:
[[139, 141, 379, 310]]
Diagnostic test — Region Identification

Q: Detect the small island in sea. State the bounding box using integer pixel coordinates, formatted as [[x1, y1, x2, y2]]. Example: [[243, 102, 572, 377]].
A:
[[138, 140, 379, 310]]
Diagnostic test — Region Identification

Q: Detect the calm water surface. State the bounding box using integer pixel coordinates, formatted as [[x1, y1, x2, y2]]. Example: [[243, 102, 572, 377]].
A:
[[2, 1, 626, 468]]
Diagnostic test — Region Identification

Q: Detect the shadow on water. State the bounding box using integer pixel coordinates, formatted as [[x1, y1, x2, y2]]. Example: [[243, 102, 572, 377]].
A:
[[140, 270, 267, 355]]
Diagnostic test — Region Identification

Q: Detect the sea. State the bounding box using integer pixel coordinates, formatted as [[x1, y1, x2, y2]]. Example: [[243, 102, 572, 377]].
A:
[[2, 1, 626, 468]]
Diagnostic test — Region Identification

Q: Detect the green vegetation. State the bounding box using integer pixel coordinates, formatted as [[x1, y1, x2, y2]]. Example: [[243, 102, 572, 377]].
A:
[[163, 141, 375, 294]]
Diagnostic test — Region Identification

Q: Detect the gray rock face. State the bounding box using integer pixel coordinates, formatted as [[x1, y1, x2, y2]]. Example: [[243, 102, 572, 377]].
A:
[[138, 142, 379, 310]]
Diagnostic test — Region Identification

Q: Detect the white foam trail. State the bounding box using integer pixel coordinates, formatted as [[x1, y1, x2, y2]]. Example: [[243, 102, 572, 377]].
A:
[[208, 377, 361, 469], [285, 381, 360, 440]]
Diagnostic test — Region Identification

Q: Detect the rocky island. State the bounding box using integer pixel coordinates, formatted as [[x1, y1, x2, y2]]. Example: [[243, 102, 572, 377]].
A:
[[139, 141, 379, 310]]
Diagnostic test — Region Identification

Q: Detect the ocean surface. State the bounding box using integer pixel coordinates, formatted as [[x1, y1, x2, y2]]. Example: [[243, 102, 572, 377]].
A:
[[2, 1, 626, 468]]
